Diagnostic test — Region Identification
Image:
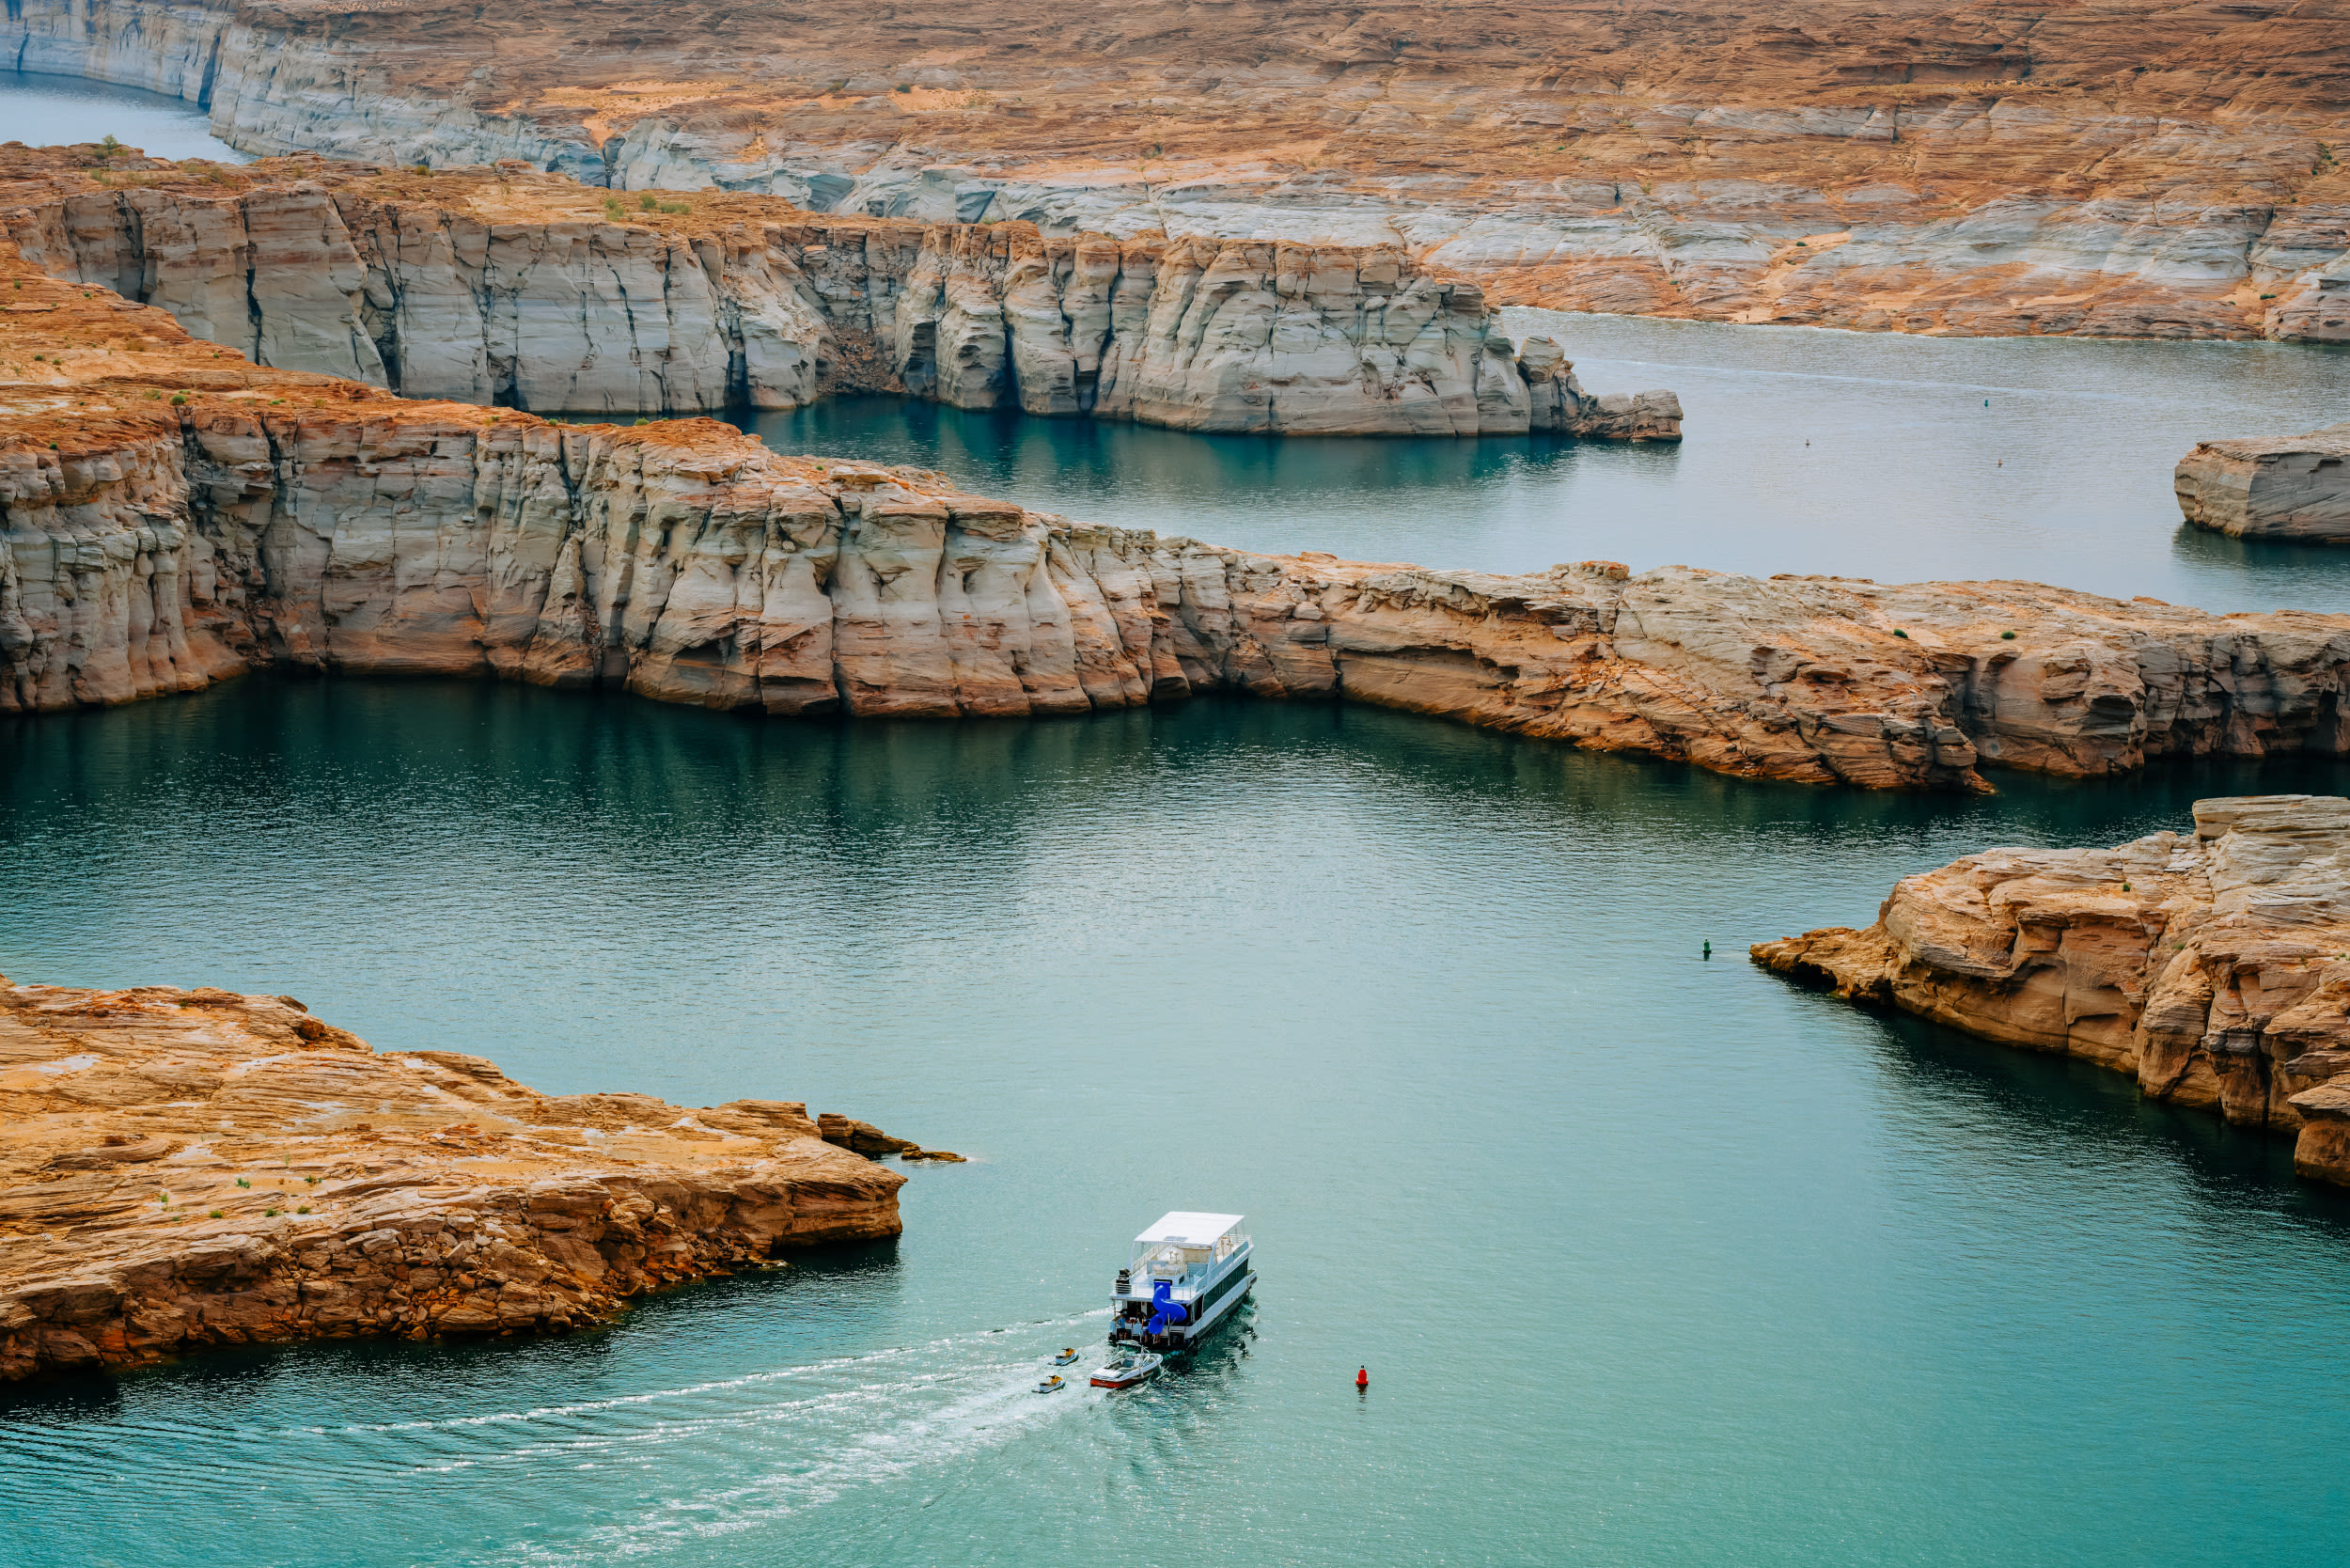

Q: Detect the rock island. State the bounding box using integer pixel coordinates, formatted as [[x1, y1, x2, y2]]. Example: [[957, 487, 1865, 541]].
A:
[[0, 978, 931, 1382]]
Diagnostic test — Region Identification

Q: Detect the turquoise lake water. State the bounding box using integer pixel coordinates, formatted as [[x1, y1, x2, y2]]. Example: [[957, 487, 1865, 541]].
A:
[[6, 686, 2350, 1567], [5, 68, 2350, 1568]]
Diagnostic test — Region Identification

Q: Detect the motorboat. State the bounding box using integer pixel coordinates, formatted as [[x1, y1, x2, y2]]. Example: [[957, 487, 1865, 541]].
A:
[[1108, 1212, 1256, 1355], [1052, 1348, 1080, 1366], [1034, 1373, 1068, 1394], [1089, 1349, 1164, 1388]]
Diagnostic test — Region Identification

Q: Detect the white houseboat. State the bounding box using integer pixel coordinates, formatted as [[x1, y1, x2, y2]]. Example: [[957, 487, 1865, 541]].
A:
[[1108, 1212, 1256, 1354]]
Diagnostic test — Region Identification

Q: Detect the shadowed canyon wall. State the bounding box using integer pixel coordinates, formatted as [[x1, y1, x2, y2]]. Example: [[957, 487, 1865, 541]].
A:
[[0, 151, 1677, 432], [9, 0, 2350, 337]]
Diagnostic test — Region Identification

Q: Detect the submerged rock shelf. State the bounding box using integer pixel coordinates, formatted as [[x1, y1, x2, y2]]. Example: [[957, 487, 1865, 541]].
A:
[[0, 977, 929, 1383], [1755, 794, 2350, 1187]]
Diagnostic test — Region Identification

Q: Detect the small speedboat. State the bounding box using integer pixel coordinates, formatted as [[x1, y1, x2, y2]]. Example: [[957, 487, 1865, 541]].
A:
[[1052, 1348, 1080, 1366], [1089, 1349, 1164, 1389], [1034, 1373, 1067, 1394]]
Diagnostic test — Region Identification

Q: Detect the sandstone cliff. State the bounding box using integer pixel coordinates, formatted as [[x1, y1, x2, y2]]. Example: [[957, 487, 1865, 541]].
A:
[[1753, 796, 2350, 1188], [10, 0, 2350, 339], [5, 266, 2349, 790], [0, 148, 1679, 434], [2176, 423, 2350, 544], [0, 977, 923, 1383]]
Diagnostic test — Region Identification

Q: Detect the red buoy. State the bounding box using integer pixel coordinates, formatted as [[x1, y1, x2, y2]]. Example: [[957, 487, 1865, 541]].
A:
[[1356, 1366, 1369, 1389]]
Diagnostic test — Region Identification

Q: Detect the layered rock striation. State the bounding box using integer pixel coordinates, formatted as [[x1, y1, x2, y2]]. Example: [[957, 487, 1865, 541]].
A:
[[10, 0, 2350, 338], [0, 149, 1677, 433], [2176, 422, 2350, 543], [7, 263, 2350, 791], [0, 977, 924, 1382], [1752, 796, 2350, 1187]]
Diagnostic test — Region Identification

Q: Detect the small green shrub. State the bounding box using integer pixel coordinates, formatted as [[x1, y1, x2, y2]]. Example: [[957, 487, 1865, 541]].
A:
[[236, 1178, 251, 1187], [1892, 629, 1908, 638], [264, 1208, 279, 1217], [171, 393, 188, 406], [2001, 630, 2016, 639], [297, 1206, 311, 1215], [210, 1209, 224, 1218], [638, 193, 659, 211], [658, 201, 690, 214]]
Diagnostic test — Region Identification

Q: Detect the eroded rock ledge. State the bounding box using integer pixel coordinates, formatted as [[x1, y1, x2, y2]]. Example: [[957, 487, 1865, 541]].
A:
[[6, 264, 2350, 790], [0, 147, 1678, 436], [0, 977, 928, 1383], [2176, 423, 2350, 544], [1753, 795, 2350, 1187]]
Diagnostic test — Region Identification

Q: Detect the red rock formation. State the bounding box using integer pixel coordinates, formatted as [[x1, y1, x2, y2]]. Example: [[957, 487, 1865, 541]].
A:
[[2176, 422, 2350, 543], [1753, 795, 2350, 1187], [0, 978, 917, 1382]]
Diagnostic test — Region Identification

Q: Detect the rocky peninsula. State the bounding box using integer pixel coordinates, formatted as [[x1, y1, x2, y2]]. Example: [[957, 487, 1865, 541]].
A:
[[1753, 796, 2350, 1187], [8, 253, 2350, 789], [0, 147, 1679, 434], [0, 976, 939, 1382], [8, 0, 2350, 340], [2175, 422, 2350, 543]]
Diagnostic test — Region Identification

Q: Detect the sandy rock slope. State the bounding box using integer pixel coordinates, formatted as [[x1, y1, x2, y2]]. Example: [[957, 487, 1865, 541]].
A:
[[12, 0, 2350, 337]]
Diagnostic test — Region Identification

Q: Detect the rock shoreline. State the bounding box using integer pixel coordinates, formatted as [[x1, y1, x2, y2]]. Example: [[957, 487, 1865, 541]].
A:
[[6, 259, 2350, 789], [0, 977, 939, 1384], [1753, 795, 2350, 1187]]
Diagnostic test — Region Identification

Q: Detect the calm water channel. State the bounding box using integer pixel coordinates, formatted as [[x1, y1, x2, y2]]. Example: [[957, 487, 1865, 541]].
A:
[[0, 71, 249, 162], [7, 689, 2350, 1567], [753, 316, 2350, 616], [6, 67, 2350, 1568]]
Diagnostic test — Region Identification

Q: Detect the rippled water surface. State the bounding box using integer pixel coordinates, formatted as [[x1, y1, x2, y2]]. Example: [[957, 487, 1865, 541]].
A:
[[0, 72, 249, 162], [7, 683, 2350, 1566]]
